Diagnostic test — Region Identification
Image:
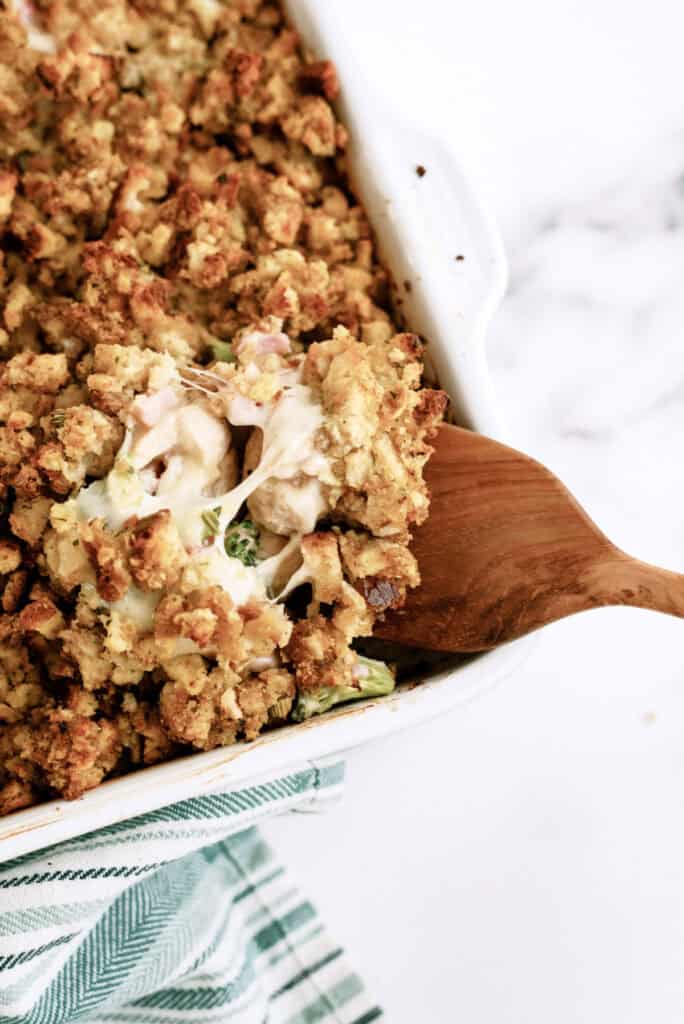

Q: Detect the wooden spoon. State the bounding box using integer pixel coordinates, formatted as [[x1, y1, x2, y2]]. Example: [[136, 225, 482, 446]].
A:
[[374, 424, 684, 652]]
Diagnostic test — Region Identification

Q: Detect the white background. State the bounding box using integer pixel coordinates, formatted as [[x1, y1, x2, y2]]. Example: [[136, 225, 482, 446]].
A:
[[267, 2, 684, 1020]]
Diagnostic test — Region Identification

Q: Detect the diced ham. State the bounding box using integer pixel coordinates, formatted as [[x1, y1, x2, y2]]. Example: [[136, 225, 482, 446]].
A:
[[226, 393, 269, 428], [236, 331, 291, 357]]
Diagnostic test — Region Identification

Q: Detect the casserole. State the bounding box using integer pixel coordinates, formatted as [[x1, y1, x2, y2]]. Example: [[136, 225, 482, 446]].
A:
[[0, 0, 529, 859]]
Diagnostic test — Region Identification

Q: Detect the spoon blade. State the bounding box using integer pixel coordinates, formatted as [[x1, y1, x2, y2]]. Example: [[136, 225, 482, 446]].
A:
[[373, 424, 620, 652]]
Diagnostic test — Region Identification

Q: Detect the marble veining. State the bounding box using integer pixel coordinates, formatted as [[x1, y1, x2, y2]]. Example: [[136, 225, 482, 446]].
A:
[[488, 139, 684, 572]]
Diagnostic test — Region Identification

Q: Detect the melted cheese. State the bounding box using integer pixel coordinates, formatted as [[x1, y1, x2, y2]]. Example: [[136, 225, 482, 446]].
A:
[[193, 546, 265, 607], [275, 553, 312, 602], [76, 390, 231, 548], [110, 586, 159, 632], [257, 534, 302, 594], [75, 366, 333, 629], [76, 463, 158, 532]]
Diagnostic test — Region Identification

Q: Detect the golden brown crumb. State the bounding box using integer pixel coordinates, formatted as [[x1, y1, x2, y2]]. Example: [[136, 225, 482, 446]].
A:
[[7, 709, 122, 801], [80, 519, 132, 603], [126, 511, 188, 591], [237, 667, 296, 740], [0, 539, 21, 576], [10, 497, 52, 547], [159, 656, 242, 749]]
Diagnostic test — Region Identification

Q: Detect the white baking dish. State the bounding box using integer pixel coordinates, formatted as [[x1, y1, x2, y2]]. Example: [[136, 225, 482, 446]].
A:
[[0, 0, 530, 858]]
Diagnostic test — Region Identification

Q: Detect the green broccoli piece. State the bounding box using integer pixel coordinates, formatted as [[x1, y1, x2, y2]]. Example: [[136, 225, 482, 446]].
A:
[[224, 519, 259, 567], [292, 655, 396, 721], [209, 340, 236, 363], [268, 697, 294, 723]]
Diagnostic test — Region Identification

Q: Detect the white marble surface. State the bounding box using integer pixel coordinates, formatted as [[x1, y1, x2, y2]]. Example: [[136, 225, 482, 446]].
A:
[[265, 2, 684, 1020]]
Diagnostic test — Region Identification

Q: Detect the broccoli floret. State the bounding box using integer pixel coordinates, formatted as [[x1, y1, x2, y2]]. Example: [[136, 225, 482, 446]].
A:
[[224, 519, 259, 567], [292, 656, 396, 721], [210, 340, 236, 363]]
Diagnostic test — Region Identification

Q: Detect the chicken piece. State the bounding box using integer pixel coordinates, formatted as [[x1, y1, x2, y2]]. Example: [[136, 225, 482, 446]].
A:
[[248, 474, 330, 536], [244, 428, 332, 536]]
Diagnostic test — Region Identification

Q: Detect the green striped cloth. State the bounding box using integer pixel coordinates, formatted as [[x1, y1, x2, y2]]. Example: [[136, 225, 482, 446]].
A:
[[0, 760, 383, 1024]]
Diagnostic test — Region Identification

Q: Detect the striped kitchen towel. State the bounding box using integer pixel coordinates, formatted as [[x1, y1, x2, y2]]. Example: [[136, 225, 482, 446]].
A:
[[0, 760, 383, 1024]]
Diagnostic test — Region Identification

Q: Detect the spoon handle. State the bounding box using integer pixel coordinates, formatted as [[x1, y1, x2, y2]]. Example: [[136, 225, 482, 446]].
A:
[[378, 549, 684, 653], [375, 424, 684, 653], [591, 551, 684, 620]]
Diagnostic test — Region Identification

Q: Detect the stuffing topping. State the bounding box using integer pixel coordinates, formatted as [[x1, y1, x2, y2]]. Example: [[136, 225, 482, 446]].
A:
[[0, 0, 446, 814]]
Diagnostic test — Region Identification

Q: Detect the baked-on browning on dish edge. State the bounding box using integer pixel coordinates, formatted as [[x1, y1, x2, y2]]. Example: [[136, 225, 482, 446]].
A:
[[0, 0, 446, 815]]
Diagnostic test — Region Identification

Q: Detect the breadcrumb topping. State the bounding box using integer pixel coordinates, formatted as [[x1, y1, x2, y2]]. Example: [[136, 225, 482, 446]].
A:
[[0, 0, 446, 815]]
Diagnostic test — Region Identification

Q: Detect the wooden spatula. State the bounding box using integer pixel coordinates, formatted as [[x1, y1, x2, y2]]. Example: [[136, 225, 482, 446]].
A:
[[374, 424, 684, 652]]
